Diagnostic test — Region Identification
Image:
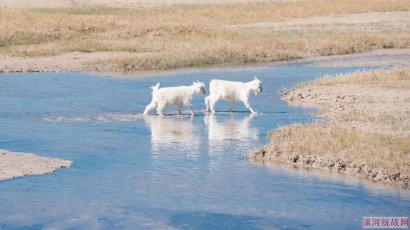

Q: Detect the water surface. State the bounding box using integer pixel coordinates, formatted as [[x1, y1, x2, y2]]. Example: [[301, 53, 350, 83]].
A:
[[0, 64, 409, 229]]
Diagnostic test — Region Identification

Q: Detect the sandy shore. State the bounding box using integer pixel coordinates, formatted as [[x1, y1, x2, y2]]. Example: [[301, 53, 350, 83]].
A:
[[240, 11, 410, 30], [0, 52, 140, 74], [1, 48, 409, 75], [0, 149, 72, 180], [251, 68, 410, 190], [0, 0, 300, 9], [299, 48, 410, 69]]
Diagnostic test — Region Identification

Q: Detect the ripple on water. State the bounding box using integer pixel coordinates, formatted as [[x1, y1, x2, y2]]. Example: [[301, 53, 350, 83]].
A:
[[43, 113, 145, 123]]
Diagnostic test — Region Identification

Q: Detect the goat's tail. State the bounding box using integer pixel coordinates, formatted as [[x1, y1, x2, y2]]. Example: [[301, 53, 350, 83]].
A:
[[151, 83, 160, 95]]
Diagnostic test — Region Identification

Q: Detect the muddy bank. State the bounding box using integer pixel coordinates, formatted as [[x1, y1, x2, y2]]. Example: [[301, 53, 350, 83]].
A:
[[251, 69, 410, 190], [0, 149, 72, 180]]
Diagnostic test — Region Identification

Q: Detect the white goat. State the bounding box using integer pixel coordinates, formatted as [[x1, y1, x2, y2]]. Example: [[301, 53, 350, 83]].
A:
[[205, 77, 262, 113], [143, 81, 206, 116]]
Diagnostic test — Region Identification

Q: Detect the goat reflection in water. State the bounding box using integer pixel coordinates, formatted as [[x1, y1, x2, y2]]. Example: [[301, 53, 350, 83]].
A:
[[144, 114, 259, 159], [143, 116, 201, 158], [204, 114, 259, 155]]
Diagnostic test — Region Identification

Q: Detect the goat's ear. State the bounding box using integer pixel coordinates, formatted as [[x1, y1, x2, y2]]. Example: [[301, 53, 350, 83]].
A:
[[254, 76, 259, 81]]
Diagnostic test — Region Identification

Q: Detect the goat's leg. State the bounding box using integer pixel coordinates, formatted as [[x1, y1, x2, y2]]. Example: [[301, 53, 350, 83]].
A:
[[229, 102, 235, 112], [156, 103, 166, 116], [143, 101, 157, 116], [205, 96, 211, 112], [190, 106, 195, 116], [242, 99, 256, 114], [209, 97, 218, 113], [178, 106, 182, 115]]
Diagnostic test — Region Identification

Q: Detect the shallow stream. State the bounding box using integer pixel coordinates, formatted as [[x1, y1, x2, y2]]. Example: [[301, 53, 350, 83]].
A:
[[0, 64, 409, 229]]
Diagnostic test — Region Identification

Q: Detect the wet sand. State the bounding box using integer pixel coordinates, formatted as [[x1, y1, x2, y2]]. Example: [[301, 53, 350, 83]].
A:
[[0, 149, 72, 180]]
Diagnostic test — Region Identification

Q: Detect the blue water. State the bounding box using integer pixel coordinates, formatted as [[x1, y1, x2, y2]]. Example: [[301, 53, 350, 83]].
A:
[[0, 65, 409, 229]]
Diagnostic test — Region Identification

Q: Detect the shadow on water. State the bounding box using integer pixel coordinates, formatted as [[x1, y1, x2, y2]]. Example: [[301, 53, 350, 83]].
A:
[[0, 64, 409, 229]]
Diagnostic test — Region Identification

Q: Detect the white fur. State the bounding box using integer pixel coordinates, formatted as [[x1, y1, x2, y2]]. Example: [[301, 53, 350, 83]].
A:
[[205, 77, 262, 113], [143, 81, 206, 116]]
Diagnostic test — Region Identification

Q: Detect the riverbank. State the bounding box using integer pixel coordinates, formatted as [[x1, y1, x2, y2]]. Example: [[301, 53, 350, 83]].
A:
[[0, 149, 72, 180], [251, 69, 410, 189], [1, 0, 409, 73]]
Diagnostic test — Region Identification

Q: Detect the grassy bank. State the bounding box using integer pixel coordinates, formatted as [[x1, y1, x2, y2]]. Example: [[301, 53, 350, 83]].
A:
[[251, 69, 410, 189], [1, 0, 410, 71]]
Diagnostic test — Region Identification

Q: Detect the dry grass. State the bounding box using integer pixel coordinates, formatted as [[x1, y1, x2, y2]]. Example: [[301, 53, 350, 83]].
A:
[[1, 0, 410, 71], [269, 124, 410, 173], [340, 112, 409, 129], [286, 69, 410, 132], [311, 69, 410, 89], [287, 69, 410, 93]]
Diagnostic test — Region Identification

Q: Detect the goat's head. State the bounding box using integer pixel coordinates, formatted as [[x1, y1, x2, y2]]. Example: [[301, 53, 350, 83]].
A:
[[192, 80, 206, 94], [249, 77, 263, 95]]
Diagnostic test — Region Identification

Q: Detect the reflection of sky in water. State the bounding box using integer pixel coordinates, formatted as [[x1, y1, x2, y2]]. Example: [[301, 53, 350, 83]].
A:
[[0, 65, 408, 229]]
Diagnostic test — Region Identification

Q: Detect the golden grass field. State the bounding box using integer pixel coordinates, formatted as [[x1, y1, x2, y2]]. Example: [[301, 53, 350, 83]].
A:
[[1, 0, 410, 71], [252, 69, 410, 188]]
